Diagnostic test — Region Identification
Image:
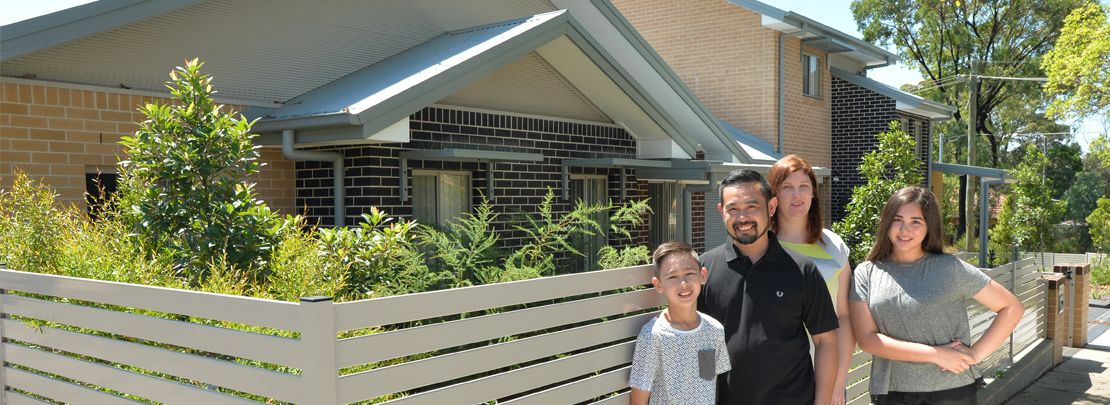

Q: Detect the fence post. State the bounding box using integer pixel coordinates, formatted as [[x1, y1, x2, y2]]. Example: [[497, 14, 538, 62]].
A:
[[300, 296, 337, 405], [1041, 273, 1067, 366], [1, 263, 7, 405]]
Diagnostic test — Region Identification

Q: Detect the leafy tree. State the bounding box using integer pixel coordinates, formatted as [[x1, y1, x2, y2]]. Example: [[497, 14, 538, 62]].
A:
[[853, 0, 1084, 167], [1063, 170, 1107, 222], [119, 59, 277, 283], [1090, 197, 1110, 255], [1009, 141, 1085, 199], [1044, 2, 1110, 121], [833, 122, 924, 264], [998, 144, 1067, 252]]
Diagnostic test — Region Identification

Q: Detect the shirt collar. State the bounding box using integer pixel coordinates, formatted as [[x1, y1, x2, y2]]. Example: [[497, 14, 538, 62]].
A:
[[725, 230, 786, 265]]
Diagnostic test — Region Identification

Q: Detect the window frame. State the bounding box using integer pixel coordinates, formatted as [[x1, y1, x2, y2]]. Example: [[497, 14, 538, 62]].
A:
[[411, 169, 473, 227], [802, 52, 822, 99]]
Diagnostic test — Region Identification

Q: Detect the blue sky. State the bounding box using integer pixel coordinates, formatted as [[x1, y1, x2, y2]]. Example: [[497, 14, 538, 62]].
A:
[[3, 0, 1105, 152]]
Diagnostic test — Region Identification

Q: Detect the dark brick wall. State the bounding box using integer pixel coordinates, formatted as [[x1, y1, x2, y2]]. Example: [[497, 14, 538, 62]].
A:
[[830, 77, 931, 224], [294, 106, 660, 255]]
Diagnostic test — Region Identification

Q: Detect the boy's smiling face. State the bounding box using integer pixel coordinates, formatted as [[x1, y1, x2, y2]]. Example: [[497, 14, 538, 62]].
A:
[[652, 253, 707, 306]]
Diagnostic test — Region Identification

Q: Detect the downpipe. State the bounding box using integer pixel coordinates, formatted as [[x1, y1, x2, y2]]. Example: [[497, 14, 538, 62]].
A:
[[282, 129, 345, 227]]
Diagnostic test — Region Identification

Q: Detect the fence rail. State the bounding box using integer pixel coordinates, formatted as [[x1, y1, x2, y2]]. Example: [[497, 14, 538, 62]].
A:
[[0, 256, 1049, 405]]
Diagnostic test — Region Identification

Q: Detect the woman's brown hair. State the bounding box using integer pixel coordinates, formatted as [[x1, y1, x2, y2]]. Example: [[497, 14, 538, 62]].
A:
[[865, 186, 946, 263], [767, 155, 823, 244]]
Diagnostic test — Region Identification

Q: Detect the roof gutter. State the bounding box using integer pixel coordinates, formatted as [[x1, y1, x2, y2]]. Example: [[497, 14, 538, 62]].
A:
[[778, 22, 808, 155], [282, 129, 345, 227]]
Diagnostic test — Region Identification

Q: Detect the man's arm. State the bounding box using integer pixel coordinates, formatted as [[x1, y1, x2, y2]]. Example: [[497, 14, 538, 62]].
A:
[[811, 330, 838, 405]]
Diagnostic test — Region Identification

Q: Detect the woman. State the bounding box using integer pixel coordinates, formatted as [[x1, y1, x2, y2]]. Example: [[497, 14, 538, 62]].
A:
[[768, 155, 855, 405], [850, 187, 1023, 405]]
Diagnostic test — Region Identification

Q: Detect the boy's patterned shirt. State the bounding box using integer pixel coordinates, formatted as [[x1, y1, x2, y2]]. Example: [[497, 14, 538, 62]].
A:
[[629, 312, 731, 405]]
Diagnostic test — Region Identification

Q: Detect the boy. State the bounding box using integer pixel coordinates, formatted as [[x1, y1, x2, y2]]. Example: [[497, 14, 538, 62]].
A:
[[629, 242, 731, 405]]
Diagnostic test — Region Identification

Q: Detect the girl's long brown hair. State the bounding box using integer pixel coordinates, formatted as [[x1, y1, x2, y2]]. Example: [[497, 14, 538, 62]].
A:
[[768, 155, 823, 244], [865, 186, 946, 263]]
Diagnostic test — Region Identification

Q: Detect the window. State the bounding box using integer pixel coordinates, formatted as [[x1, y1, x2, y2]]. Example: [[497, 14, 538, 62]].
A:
[[412, 171, 472, 227], [803, 53, 821, 98], [648, 182, 677, 251], [570, 176, 609, 272], [85, 167, 119, 219]]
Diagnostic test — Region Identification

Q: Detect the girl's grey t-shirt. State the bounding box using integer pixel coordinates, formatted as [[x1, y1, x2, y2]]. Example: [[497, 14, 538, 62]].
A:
[[850, 253, 991, 395]]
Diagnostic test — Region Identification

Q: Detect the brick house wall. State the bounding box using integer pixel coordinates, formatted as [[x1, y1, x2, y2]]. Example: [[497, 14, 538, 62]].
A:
[[609, 0, 832, 169], [293, 106, 667, 255], [830, 77, 931, 223], [1, 81, 296, 214]]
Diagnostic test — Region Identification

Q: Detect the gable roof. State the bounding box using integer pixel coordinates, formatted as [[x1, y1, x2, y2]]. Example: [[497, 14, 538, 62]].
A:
[[2, 0, 765, 163], [830, 67, 956, 121]]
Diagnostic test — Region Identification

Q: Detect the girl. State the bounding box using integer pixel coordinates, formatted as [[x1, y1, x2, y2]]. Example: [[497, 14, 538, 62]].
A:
[[850, 187, 1023, 405], [768, 155, 854, 405]]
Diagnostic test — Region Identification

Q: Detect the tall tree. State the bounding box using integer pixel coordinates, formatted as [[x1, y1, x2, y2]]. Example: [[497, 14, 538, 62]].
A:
[[1043, 2, 1110, 121], [852, 0, 1084, 167]]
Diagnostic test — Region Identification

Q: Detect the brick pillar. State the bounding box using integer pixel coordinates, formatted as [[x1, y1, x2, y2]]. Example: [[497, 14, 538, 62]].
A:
[[1042, 273, 1067, 365], [1054, 263, 1091, 347]]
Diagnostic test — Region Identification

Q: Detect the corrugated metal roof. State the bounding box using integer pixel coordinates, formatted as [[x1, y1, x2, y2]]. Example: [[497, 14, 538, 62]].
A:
[[719, 120, 781, 163], [437, 52, 610, 123], [1, 0, 557, 104], [264, 11, 567, 121]]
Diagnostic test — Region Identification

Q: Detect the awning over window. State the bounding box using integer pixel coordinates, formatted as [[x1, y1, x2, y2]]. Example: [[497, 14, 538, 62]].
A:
[[560, 158, 672, 200], [399, 149, 544, 201]]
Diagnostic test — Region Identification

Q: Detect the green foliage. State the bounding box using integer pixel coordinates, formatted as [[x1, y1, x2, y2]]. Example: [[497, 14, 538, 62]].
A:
[[853, 0, 1084, 167], [1090, 197, 1110, 254], [119, 59, 277, 283], [507, 189, 611, 276], [1044, 2, 1110, 120], [1064, 170, 1107, 222], [0, 172, 65, 272], [833, 122, 924, 264], [317, 207, 424, 296], [1001, 144, 1068, 251], [596, 199, 652, 270], [418, 197, 504, 287]]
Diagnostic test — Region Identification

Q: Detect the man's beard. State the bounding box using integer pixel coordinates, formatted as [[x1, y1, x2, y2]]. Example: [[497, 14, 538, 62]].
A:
[[730, 221, 767, 245]]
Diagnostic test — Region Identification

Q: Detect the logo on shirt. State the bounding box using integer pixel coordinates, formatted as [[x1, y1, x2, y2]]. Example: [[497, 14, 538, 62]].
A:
[[776, 291, 783, 297]]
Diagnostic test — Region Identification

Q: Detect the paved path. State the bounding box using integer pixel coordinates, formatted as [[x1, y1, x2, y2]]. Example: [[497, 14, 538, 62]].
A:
[[1003, 301, 1110, 404], [1004, 348, 1110, 404]]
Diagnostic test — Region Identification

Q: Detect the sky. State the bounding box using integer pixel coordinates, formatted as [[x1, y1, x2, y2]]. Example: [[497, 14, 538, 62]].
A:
[[2, 0, 1105, 152]]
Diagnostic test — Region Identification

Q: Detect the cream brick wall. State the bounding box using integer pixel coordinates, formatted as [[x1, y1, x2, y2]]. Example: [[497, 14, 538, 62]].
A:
[[610, 0, 832, 168], [0, 81, 294, 214]]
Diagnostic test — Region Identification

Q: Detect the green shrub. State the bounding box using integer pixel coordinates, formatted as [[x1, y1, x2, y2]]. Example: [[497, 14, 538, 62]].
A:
[[119, 58, 277, 283], [833, 122, 924, 264]]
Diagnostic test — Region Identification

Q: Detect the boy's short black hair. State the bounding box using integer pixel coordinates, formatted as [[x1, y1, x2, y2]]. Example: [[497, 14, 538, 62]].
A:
[[652, 241, 699, 278], [718, 169, 772, 205]]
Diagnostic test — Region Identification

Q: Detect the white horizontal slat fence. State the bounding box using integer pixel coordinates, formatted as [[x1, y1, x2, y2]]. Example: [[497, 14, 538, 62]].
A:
[[0, 268, 328, 405], [0, 255, 1051, 405], [846, 257, 1047, 405], [0, 264, 662, 404]]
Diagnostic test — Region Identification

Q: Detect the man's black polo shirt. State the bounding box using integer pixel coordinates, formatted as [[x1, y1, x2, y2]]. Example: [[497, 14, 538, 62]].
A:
[[698, 231, 838, 405]]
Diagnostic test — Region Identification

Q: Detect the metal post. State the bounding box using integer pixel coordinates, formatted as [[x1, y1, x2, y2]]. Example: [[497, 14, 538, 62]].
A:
[[965, 60, 979, 252], [1010, 256, 1017, 362], [300, 296, 337, 405], [1066, 266, 1075, 347], [399, 158, 408, 202], [486, 161, 495, 201], [620, 167, 627, 200]]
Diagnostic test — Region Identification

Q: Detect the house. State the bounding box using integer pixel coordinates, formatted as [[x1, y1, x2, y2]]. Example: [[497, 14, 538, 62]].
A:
[[609, 0, 957, 228], [1, 0, 791, 257]]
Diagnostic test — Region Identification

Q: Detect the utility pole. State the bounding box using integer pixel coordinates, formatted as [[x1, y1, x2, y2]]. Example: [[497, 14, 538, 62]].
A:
[[965, 60, 978, 253]]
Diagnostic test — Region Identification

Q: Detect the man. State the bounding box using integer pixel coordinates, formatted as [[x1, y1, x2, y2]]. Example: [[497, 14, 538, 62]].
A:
[[698, 169, 839, 405]]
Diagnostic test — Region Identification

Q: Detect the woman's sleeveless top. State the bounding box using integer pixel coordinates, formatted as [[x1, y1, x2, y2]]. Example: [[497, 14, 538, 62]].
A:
[[779, 229, 851, 311]]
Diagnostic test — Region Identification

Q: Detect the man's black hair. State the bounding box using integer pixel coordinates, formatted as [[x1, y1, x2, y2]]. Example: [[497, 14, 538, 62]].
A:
[[718, 169, 773, 205]]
